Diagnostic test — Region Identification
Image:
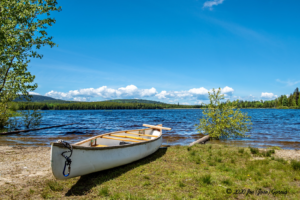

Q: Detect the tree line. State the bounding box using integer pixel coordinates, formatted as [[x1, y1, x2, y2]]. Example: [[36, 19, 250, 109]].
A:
[[14, 102, 203, 110], [232, 87, 300, 109]]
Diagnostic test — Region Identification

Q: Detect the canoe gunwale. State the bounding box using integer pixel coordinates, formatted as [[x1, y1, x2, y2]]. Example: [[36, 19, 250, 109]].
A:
[[51, 128, 162, 150]]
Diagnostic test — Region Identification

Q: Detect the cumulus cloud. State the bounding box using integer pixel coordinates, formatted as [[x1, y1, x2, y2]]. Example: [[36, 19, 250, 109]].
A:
[[28, 91, 40, 95], [155, 86, 233, 100], [203, 0, 224, 10], [45, 85, 158, 101], [181, 102, 190, 105], [45, 85, 234, 102], [261, 92, 278, 99]]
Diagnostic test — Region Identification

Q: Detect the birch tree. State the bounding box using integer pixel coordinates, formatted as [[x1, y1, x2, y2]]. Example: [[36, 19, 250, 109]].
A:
[[0, 0, 61, 127]]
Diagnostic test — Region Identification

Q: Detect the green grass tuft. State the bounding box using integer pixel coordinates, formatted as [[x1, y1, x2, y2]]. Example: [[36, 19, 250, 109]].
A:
[[249, 146, 259, 154], [238, 148, 244, 154], [178, 181, 185, 188], [291, 160, 300, 170], [47, 180, 63, 192], [98, 186, 109, 197], [200, 174, 212, 185], [221, 178, 232, 186]]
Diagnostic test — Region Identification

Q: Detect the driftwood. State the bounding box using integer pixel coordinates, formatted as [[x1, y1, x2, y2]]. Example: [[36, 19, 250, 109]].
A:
[[0, 123, 77, 135], [188, 135, 210, 147]]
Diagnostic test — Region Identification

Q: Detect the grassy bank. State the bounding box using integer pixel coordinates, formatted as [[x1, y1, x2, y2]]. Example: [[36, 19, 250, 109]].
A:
[[1, 144, 300, 199]]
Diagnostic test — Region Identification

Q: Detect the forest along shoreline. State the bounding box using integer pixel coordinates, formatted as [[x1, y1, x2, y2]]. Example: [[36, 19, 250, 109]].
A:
[[1, 144, 300, 199]]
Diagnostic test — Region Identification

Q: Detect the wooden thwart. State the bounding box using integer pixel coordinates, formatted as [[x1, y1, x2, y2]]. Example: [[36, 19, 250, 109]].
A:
[[102, 136, 141, 143], [125, 131, 158, 138], [143, 124, 172, 130], [95, 144, 108, 147], [110, 134, 150, 141]]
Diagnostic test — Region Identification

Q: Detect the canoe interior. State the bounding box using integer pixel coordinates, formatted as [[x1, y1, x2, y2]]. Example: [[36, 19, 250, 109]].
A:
[[73, 128, 161, 148]]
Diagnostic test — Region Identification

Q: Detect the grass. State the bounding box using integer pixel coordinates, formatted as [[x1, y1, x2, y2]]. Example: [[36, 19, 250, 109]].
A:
[[98, 186, 109, 197], [1, 144, 300, 199]]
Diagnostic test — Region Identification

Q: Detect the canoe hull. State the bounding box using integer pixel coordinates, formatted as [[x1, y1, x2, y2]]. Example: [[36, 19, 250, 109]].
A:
[[51, 135, 162, 180]]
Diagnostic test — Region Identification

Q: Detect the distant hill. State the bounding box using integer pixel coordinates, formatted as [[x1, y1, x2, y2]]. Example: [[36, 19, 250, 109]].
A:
[[105, 99, 166, 104], [14, 95, 71, 103]]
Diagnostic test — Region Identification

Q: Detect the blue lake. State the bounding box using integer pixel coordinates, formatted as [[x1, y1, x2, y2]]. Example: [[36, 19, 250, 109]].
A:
[[1, 109, 300, 149]]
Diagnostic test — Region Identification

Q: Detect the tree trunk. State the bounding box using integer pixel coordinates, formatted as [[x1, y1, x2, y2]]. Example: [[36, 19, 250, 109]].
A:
[[188, 135, 210, 147]]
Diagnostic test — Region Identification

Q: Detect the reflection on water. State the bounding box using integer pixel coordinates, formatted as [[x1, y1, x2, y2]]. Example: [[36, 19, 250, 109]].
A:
[[0, 109, 299, 149]]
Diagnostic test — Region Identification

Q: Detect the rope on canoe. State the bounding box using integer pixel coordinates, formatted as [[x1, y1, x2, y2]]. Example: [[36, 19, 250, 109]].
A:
[[58, 140, 73, 177]]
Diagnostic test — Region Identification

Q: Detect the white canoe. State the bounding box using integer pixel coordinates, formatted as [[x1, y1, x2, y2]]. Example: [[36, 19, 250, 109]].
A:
[[50, 124, 171, 180]]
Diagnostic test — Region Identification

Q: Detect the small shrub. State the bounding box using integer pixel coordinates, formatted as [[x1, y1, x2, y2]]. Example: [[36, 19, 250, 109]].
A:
[[230, 158, 235, 164], [238, 148, 244, 154], [291, 160, 300, 170], [261, 150, 275, 157], [98, 186, 109, 197], [249, 147, 259, 154], [143, 175, 150, 180], [187, 147, 192, 151], [29, 189, 34, 194], [208, 161, 216, 166], [200, 174, 212, 185]]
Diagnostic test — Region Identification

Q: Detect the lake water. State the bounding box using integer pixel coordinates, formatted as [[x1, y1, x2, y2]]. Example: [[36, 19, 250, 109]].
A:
[[1, 109, 300, 149]]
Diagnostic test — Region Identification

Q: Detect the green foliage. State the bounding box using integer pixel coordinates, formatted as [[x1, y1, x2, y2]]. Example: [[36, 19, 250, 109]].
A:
[[195, 88, 252, 139], [0, 0, 61, 127], [199, 174, 212, 185], [47, 180, 63, 191], [238, 148, 244, 154], [16, 101, 203, 110], [249, 147, 260, 154], [98, 186, 109, 197], [22, 109, 42, 128], [291, 160, 300, 171]]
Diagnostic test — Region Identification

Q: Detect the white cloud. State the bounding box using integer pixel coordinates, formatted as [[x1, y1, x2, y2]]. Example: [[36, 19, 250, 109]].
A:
[[45, 85, 158, 101], [73, 97, 88, 101], [221, 86, 234, 96], [45, 85, 235, 102], [194, 100, 204, 105], [181, 102, 190, 105], [261, 92, 278, 100], [29, 92, 40, 95], [155, 86, 233, 100], [203, 0, 224, 10]]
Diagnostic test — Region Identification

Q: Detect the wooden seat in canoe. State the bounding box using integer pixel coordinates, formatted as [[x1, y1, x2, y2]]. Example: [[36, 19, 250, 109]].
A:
[[125, 131, 158, 137], [109, 134, 150, 141], [94, 144, 108, 147]]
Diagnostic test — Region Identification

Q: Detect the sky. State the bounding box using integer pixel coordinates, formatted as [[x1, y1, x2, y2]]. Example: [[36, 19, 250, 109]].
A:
[[29, 0, 300, 104]]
